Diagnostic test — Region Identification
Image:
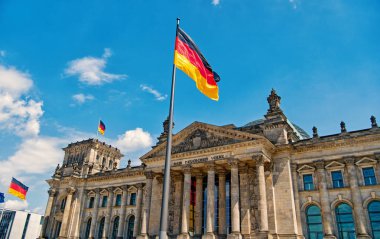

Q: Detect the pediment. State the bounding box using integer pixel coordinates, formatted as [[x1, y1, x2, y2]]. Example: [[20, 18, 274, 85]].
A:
[[87, 190, 96, 197], [297, 165, 315, 173], [325, 161, 345, 169], [356, 157, 377, 166], [127, 186, 137, 192], [113, 187, 123, 194], [141, 121, 266, 160], [100, 189, 109, 195]]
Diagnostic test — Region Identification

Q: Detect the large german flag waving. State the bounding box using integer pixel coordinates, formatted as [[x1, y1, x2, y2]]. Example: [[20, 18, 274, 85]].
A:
[[174, 27, 220, 101]]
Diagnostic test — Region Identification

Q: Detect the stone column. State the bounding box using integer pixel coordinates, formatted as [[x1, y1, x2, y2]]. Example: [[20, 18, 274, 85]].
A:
[[257, 156, 268, 232], [134, 184, 144, 238], [117, 186, 128, 239], [228, 160, 242, 239], [195, 172, 204, 237], [70, 187, 86, 238], [203, 163, 216, 239], [239, 164, 251, 236], [290, 164, 304, 239], [179, 166, 192, 239], [217, 168, 227, 238], [40, 188, 56, 238], [345, 158, 371, 239], [138, 171, 154, 239], [103, 187, 115, 238], [59, 187, 76, 238], [314, 160, 336, 239], [89, 189, 100, 238]]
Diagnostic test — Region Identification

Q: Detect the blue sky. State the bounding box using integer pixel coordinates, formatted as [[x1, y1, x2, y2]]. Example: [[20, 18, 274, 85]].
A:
[[0, 0, 379, 213]]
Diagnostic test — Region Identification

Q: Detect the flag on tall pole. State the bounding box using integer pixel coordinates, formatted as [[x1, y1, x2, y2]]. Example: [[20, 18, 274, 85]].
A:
[[174, 26, 220, 100], [159, 18, 220, 239], [98, 120, 106, 135], [8, 178, 28, 200]]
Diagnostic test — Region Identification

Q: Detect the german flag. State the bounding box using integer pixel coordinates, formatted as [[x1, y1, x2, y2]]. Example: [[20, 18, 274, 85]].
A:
[[98, 120, 106, 135], [8, 178, 28, 200], [174, 27, 220, 101]]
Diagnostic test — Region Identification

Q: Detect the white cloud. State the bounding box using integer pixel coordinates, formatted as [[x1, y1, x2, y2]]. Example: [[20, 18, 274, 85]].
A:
[[212, 0, 220, 6], [65, 48, 126, 85], [0, 50, 6, 57], [114, 128, 154, 153], [0, 65, 43, 137], [5, 199, 29, 211], [72, 93, 94, 104], [140, 84, 167, 101], [0, 137, 64, 187]]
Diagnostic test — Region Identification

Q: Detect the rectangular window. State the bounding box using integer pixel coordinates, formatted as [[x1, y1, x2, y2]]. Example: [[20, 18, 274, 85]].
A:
[[101, 196, 108, 207], [332, 171, 344, 188], [363, 167, 377, 186], [115, 194, 122, 206], [89, 197, 94, 208], [303, 174, 314, 191], [130, 193, 136, 205]]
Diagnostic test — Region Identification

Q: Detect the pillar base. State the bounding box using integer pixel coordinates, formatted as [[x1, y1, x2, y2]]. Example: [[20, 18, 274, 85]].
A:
[[256, 231, 269, 239], [137, 234, 150, 239], [356, 234, 371, 239], [227, 232, 242, 239], [202, 233, 218, 239], [323, 235, 336, 239], [177, 233, 191, 239]]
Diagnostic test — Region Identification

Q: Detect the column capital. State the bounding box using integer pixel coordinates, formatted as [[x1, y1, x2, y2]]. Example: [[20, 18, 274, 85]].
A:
[[313, 160, 325, 170], [173, 172, 184, 181], [48, 188, 57, 197], [344, 156, 356, 165], [216, 167, 227, 175], [205, 162, 215, 171], [264, 162, 273, 173], [193, 171, 204, 179], [228, 158, 239, 168], [66, 187, 76, 195], [94, 188, 100, 194], [121, 185, 129, 191], [144, 170, 154, 179], [182, 164, 192, 174], [255, 154, 266, 166], [136, 183, 144, 189], [155, 173, 164, 184]]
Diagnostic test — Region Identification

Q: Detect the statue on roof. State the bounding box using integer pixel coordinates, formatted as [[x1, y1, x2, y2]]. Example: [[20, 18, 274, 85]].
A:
[[267, 88, 281, 113]]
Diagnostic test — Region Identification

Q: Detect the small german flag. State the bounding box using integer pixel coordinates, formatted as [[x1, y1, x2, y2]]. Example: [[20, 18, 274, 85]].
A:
[[174, 27, 220, 101], [8, 178, 28, 200], [98, 120, 106, 135]]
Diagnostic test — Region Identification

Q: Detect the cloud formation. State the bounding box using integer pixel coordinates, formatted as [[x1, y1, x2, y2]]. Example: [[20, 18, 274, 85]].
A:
[[65, 48, 126, 85], [140, 84, 167, 101], [0, 50, 6, 57], [114, 128, 154, 153], [0, 65, 43, 137], [72, 93, 94, 104], [5, 199, 29, 211], [212, 0, 220, 6]]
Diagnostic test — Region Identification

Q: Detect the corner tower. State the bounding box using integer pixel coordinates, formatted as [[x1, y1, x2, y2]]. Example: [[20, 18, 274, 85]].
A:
[[53, 138, 123, 178]]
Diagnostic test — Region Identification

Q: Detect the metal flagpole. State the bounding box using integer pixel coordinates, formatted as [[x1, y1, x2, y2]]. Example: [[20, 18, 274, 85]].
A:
[[159, 18, 180, 239]]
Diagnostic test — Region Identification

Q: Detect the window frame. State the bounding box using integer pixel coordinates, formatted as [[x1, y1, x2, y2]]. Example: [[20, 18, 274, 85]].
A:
[[362, 167, 377, 186], [331, 170, 344, 189], [303, 174, 315, 191]]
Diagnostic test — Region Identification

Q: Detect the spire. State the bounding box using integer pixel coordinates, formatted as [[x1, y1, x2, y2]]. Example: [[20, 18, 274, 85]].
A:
[[267, 88, 282, 114], [157, 116, 175, 144]]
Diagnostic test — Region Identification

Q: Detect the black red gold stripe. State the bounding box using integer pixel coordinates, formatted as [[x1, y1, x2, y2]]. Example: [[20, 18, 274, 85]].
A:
[[8, 177, 28, 200], [174, 27, 220, 101]]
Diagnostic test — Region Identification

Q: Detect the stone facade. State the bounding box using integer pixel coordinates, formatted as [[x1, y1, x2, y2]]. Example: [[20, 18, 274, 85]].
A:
[[41, 90, 380, 239]]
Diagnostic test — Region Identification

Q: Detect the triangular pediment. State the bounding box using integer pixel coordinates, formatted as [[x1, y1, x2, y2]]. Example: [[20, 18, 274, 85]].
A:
[[325, 161, 345, 169], [141, 121, 267, 160], [297, 165, 315, 173], [356, 157, 377, 166]]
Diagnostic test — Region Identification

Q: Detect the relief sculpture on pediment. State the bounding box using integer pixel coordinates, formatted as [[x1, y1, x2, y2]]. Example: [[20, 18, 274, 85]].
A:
[[171, 129, 240, 154]]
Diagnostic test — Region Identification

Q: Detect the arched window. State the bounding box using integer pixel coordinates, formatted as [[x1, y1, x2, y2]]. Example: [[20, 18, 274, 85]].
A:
[[112, 216, 120, 239], [126, 215, 135, 239], [102, 157, 106, 166], [368, 201, 380, 239], [306, 205, 323, 239], [98, 217, 105, 238], [109, 160, 113, 169], [335, 203, 356, 239], [85, 218, 91, 238]]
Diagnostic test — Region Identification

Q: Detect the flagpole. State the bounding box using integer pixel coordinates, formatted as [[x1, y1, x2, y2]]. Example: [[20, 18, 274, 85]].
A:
[[159, 17, 180, 239]]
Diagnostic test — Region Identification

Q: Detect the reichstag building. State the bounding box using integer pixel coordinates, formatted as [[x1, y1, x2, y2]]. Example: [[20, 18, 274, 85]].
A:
[[40, 90, 380, 239]]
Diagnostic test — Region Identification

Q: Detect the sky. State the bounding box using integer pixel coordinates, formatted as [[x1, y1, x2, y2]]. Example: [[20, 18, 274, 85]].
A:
[[0, 0, 379, 214]]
